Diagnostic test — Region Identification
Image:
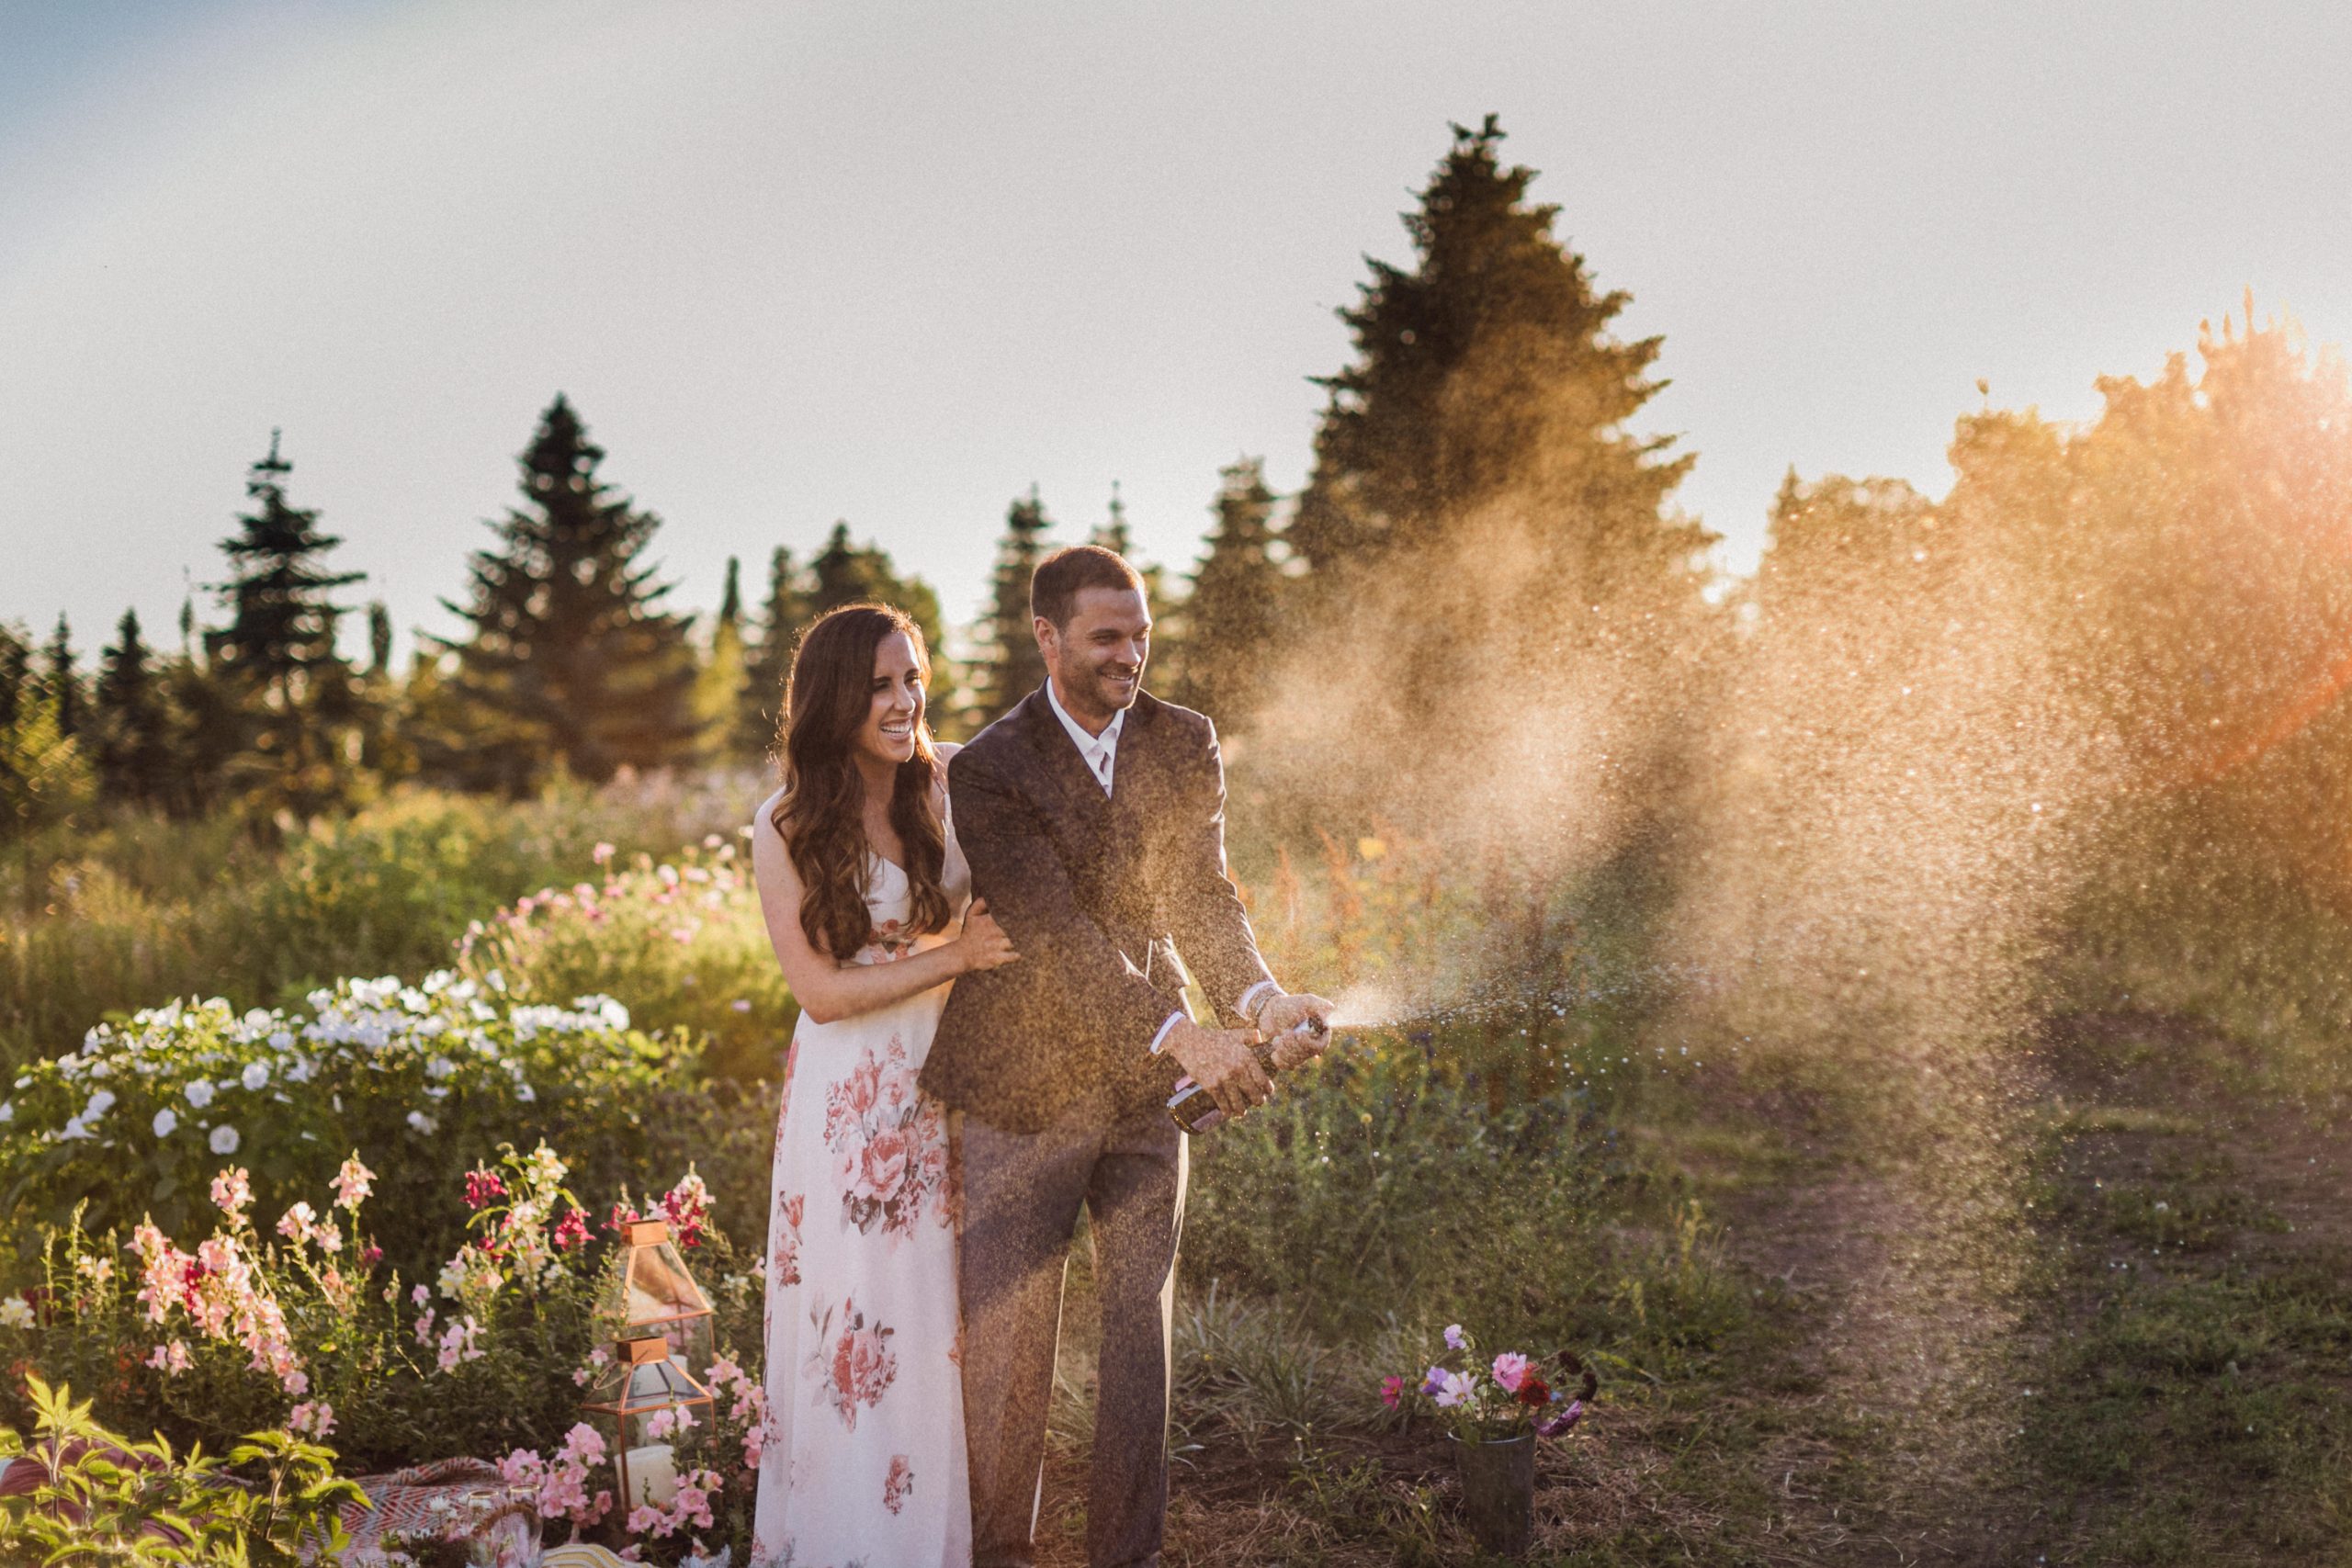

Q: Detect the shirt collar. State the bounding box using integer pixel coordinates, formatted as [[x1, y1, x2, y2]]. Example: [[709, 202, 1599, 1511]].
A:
[[1045, 677, 1125, 760]]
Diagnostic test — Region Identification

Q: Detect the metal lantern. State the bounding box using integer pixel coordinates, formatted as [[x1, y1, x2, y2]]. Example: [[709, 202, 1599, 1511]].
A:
[[580, 1335, 715, 1512], [597, 1218, 715, 1376]]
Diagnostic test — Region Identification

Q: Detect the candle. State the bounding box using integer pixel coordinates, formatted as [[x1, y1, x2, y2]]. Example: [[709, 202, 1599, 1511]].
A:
[[621, 1442, 677, 1508]]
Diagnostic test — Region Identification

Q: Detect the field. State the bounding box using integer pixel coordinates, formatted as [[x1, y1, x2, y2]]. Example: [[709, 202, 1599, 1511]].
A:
[[8, 782, 2352, 1566]]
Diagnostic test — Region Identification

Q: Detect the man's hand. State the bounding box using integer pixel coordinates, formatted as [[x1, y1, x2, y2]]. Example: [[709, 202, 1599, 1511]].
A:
[[1164, 1017, 1272, 1122], [1255, 992, 1336, 1071]]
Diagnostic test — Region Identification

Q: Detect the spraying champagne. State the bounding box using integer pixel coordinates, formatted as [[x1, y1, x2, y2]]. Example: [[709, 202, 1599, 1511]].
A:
[[1167, 1014, 1329, 1134]]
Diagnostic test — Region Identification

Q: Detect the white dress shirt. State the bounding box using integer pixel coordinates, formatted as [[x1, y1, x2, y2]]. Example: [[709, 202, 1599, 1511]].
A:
[[1043, 678, 1278, 1055]]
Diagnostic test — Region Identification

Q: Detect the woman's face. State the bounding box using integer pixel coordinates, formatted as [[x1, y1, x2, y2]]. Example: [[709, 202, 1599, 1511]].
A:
[[853, 629, 926, 770]]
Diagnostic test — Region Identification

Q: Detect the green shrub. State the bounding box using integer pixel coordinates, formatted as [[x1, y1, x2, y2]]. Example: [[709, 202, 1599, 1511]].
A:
[[0, 1373, 362, 1565], [0, 974, 700, 1280], [457, 835, 795, 1084]]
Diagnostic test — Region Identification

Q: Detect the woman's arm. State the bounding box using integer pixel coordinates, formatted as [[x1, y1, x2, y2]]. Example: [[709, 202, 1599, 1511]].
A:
[[751, 801, 1015, 1024]]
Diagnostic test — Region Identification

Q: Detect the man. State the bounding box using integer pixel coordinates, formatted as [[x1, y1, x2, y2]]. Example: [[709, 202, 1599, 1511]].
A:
[[921, 545, 1331, 1568]]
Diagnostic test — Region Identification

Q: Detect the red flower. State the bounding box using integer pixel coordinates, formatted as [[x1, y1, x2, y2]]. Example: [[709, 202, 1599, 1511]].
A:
[[553, 1209, 590, 1251], [1516, 1374, 1552, 1407], [463, 1170, 507, 1210]]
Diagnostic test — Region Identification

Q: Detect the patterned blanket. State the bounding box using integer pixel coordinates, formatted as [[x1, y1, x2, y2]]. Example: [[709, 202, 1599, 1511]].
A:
[[337, 1458, 541, 1567]]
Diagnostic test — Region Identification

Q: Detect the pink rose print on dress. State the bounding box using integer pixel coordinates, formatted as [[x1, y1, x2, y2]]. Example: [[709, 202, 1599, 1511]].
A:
[[821, 1037, 949, 1240], [803, 1295, 897, 1431], [883, 1453, 914, 1515], [770, 1193, 805, 1289], [862, 916, 918, 963]]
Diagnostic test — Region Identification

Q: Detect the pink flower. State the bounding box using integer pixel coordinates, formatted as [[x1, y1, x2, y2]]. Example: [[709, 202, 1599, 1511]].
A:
[[211, 1168, 252, 1220], [331, 1155, 375, 1210], [1381, 1374, 1406, 1409], [435, 1314, 483, 1372], [463, 1169, 507, 1210], [288, 1401, 335, 1438], [552, 1208, 589, 1250], [277, 1201, 320, 1247], [145, 1340, 191, 1375], [593, 842, 616, 865], [1491, 1351, 1531, 1393]]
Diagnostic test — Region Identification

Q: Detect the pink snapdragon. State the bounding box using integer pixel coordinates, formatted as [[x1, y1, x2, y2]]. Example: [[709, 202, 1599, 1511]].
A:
[[144, 1340, 191, 1375], [288, 1401, 335, 1438], [331, 1155, 375, 1210], [211, 1168, 252, 1222], [277, 1201, 321, 1247], [435, 1314, 484, 1372]]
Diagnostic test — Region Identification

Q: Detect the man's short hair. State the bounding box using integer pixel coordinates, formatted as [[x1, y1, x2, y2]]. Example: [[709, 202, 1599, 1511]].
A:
[[1031, 545, 1143, 629]]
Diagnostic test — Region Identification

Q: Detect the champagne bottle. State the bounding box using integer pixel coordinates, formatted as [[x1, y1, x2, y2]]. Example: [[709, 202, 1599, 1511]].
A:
[[1166, 1016, 1327, 1134]]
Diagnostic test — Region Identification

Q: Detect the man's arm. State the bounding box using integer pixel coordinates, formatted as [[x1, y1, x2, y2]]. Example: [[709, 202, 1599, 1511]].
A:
[[950, 742, 1189, 1051], [1162, 716, 1277, 1022]]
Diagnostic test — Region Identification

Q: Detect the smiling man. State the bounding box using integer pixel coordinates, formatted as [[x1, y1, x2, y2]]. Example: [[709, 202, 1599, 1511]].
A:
[[920, 544, 1331, 1567]]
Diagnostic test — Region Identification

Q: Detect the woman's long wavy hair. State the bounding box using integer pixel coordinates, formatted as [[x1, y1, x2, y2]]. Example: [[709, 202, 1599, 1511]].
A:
[[767, 604, 953, 959]]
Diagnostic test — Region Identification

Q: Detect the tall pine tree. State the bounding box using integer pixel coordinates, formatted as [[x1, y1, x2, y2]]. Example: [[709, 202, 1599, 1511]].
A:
[[1172, 457, 1287, 727], [1289, 116, 1704, 603], [968, 490, 1053, 728], [433, 395, 699, 792], [737, 546, 811, 761], [93, 609, 175, 806], [43, 617, 80, 740], [204, 432, 370, 813], [695, 556, 752, 765]]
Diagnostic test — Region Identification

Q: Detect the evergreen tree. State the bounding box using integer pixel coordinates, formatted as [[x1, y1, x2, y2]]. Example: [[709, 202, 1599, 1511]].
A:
[[738, 546, 811, 761], [1289, 116, 1704, 601], [432, 394, 699, 792], [207, 432, 364, 708], [1172, 457, 1286, 727], [969, 490, 1053, 727], [93, 609, 175, 806], [45, 616, 82, 740], [0, 688, 93, 842], [367, 602, 393, 678], [695, 557, 752, 765], [0, 622, 33, 731]]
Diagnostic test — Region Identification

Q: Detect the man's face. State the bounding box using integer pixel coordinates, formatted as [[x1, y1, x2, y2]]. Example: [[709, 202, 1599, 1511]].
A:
[[1037, 585, 1150, 727]]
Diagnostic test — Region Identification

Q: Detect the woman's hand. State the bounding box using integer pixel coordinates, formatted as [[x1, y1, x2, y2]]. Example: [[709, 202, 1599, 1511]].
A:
[[952, 897, 1020, 974]]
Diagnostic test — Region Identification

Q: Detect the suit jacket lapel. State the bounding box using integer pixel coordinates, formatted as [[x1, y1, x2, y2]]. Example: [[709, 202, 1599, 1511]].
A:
[[1021, 685, 1113, 831]]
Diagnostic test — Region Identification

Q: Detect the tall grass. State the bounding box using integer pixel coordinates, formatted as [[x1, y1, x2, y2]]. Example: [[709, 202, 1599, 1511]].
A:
[[0, 772, 768, 1072]]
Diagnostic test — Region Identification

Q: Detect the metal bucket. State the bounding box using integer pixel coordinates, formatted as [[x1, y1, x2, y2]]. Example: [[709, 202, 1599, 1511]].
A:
[[1451, 1431, 1534, 1555]]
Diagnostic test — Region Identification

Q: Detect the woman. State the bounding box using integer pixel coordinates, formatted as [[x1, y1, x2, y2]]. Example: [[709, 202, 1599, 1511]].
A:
[[749, 604, 1015, 1566]]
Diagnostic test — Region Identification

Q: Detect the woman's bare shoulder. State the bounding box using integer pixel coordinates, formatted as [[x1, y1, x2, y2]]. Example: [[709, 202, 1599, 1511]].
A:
[[933, 741, 964, 763], [752, 787, 788, 841]]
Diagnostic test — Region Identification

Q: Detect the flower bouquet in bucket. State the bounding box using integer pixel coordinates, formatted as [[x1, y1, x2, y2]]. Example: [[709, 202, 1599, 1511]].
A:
[[1380, 1323, 1597, 1556]]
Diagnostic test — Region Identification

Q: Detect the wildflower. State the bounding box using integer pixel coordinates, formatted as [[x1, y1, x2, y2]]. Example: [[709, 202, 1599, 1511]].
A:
[[1419, 1364, 1447, 1397], [185, 1080, 215, 1110], [211, 1168, 253, 1219], [209, 1124, 241, 1156], [1442, 1323, 1465, 1350], [436, 1314, 484, 1373], [1516, 1373, 1553, 1407], [332, 1155, 375, 1210], [288, 1401, 335, 1438], [1491, 1351, 1530, 1393], [464, 1168, 508, 1209], [414, 1305, 438, 1345], [552, 1208, 590, 1251], [1381, 1374, 1406, 1409], [75, 1254, 112, 1284], [84, 1089, 117, 1120], [0, 1295, 35, 1329], [241, 1062, 269, 1091], [1433, 1370, 1476, 1408], [145, 1340, 192, 1374], [152, 1108, 178, 1138], [359, 1243, 382, 1268], [277, 1202, 321, 1247], [593, 842, 616, 865], [407, 1111, 437, 1135]]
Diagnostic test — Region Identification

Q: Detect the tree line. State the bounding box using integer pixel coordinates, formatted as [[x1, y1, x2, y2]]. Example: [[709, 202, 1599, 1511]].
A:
[[9, 111, 2350, 926]]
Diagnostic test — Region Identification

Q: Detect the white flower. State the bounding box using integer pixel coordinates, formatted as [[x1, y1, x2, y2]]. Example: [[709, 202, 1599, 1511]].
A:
[[84, 1089, 115, 1120], [0, 1296, 35, 1329], [184, 1080, 215, 1110], [407, 1111, 438, 1135], [241, 1062, 269, 1091], [267, 1030, 295, 1051], [0, 1101, 12, 1124], [58, 1115, 95, 1142], [152, 1108, 178, 1137], [424, 1055, 455, 1081], [209, 1124, 241, 1156]]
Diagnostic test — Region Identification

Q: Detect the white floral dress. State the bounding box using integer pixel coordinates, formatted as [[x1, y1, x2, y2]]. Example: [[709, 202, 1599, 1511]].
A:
[[752, 840, 971, 1568]]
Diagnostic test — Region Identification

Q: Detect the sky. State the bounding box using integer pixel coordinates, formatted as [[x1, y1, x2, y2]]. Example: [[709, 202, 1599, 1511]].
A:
[[6, 0, 2350, 667]]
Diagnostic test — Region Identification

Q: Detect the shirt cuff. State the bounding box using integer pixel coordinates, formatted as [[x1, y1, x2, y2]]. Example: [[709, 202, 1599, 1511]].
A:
[[1236, 980, 1280, 1026], [1148, 1010, 1186, 1055]]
